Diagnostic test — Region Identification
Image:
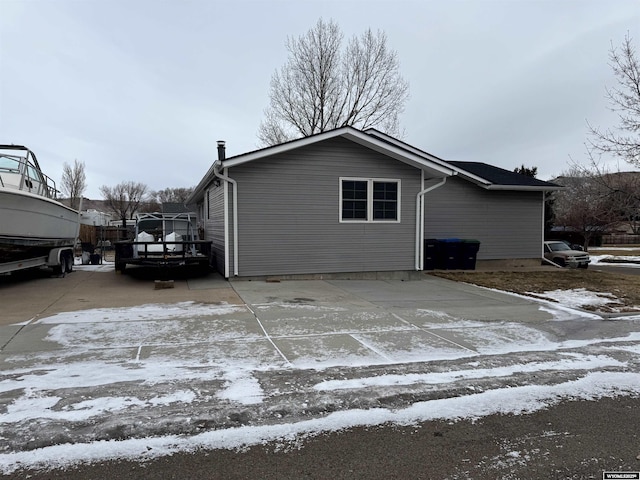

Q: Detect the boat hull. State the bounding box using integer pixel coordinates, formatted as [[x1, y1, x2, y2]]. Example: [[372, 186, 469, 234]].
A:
[[0, 188, 79, 263]]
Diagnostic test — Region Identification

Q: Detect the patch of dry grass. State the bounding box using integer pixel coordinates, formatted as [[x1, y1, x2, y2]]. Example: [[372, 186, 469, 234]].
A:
[[430, 269, 640, 312]]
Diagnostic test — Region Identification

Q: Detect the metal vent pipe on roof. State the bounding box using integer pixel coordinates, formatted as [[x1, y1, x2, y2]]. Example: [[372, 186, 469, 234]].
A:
[[217, 140, 226, 161]]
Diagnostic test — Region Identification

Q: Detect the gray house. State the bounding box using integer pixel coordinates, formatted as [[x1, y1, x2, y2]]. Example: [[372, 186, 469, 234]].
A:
[[187, 127, 559, 278]]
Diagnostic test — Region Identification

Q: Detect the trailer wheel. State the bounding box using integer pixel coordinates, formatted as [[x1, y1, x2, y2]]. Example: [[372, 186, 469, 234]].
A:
[[64, 253, 74, 273]]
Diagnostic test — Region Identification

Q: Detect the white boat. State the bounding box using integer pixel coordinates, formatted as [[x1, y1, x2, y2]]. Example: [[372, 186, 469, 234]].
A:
[[0, 145, 80, 264]]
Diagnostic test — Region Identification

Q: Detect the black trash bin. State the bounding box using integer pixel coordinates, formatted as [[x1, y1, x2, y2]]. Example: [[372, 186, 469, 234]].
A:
[[423, 239, 440, 270], [437, 238, 462, 269], [460, 239, 481, 270]]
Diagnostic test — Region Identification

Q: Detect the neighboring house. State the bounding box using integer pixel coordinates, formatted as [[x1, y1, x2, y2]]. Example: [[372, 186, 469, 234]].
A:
[[187, 127, 560, 278], [79, 209, 113, 227]]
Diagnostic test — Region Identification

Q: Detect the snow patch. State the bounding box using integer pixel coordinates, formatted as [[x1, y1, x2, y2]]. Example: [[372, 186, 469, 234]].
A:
[[2, 371, 640, 474], [313, 354, 626, 391], [34, 301, 245, 324], [217, 370, 264, 405], [529, 288, 620, 309]]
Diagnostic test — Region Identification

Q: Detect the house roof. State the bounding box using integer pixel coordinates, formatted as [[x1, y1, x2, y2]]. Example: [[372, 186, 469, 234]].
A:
[[188, 127, 560, 204], [220, 127, 455, 176], [189, 126, 456, 203], [447, 161, 561, 190], [364, 129, 561, 191]]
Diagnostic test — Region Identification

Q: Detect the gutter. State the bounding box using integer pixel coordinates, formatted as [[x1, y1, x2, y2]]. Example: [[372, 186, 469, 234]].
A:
[[415, 174, 454, 270], [213, 161, 239, 277], [483, 184, 563, 192]]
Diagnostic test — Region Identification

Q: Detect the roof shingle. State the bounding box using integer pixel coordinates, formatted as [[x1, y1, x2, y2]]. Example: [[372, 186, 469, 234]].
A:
[[448, 161, 559, 188]]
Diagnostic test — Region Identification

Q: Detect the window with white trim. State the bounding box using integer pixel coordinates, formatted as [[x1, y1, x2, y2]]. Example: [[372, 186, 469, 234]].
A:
[[340, 178, 400, 222]]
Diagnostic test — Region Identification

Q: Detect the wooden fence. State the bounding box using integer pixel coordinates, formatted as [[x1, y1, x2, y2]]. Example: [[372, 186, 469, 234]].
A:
[[601, 234, 640, 245], [78, 225, 133, 250]]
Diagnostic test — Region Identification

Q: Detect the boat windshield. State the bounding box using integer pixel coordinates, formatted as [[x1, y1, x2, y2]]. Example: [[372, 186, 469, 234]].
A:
[[0, 149, 58, 198], [0, 155, 21, 173]]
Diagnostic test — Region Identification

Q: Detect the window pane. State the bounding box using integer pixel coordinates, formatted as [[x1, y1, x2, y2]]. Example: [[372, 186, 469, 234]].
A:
[[342, 201, 367, 219], [342, 180, 368, 220], [372, 181, 397, 220], [0, 156, 20, 172], [343, 180, 367, 199], [373, 182, 397, 200]]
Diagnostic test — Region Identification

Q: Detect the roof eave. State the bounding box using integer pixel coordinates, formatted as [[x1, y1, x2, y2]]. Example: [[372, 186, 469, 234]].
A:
[[340, 130, 454, 176], [483, 184, 563, 191], [222, 128, 454, 177], [187, 160, 220, 204]]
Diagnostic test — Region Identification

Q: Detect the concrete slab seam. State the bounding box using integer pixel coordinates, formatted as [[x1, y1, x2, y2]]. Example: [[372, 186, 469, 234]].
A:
[[241, 302, 292, 367], [391, 312, 479, 354], [349, 334, 394, 363], [1, 317, 36, 351]]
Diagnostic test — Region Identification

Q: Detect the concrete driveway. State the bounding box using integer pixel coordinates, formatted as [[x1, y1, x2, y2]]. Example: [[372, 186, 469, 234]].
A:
[[1, 269, 560, 371], [4, 266, 640, 469], [229, 276, 556, 369], [1, 269, 560, 370]]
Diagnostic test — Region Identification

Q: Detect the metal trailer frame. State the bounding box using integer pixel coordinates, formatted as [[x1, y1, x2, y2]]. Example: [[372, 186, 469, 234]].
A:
[[113, 212, 213, 273], [0, 246, 75, 276]]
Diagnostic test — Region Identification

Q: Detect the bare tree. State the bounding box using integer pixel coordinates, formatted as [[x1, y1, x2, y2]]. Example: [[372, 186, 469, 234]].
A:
[[150, 187, 194, 205], [60, 159, 86, 210], [605, 171, 640, 234], [588, 33, 640, 166], [258, 18, 410, 145], [552, 167, 620, 249], [99, 181, 148, 228], [570, 150, 640, 235]]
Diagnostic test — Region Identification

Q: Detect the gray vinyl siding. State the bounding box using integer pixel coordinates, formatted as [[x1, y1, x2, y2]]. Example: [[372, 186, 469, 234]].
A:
[[423, 176, 543, 259], [203, 185, 226, 275], [230, 137, 421, 276]]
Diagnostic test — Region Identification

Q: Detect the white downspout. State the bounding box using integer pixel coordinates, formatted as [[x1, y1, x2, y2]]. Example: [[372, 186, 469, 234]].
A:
[[213, 162, 239, 277], [415, 175, 451, 270]]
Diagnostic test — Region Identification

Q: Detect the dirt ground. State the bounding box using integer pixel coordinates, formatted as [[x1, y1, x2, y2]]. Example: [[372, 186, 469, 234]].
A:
[[431, 267, 640, 313]]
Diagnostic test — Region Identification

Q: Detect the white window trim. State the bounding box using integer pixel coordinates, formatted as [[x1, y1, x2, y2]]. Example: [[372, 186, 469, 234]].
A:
[[339, 177, 401, 223]]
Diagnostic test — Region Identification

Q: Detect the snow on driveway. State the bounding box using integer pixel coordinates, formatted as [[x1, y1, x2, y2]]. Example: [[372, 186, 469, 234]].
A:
[[1, 275, 640, 473]]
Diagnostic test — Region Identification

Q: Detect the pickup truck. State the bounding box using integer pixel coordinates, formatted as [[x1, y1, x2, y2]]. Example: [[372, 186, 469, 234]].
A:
[[543, 241, 590, 269]]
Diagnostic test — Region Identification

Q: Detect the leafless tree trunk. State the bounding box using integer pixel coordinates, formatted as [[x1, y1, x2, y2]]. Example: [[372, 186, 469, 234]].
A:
[[588, 33, 640, 166], [99, 181, 148, 228], [61, 159, 86, 210], [258, 18, 409, 145]]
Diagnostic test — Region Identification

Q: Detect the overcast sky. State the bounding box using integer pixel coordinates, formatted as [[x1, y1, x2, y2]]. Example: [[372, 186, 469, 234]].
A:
[[2, 0, 639, 199]]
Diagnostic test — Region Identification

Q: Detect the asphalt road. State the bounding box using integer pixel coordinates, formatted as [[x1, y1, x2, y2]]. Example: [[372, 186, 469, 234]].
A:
[[10, 396, 640, 480]]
